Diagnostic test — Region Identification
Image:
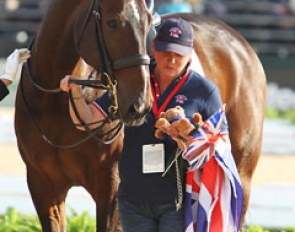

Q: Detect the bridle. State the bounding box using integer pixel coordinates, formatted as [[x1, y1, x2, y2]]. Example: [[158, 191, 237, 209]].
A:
[[20, 0, 151, 148], [72, 0, 150, 115]]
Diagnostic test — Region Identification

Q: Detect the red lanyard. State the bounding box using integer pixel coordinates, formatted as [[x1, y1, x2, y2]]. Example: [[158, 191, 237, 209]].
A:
[[151, 70, 189, 119]]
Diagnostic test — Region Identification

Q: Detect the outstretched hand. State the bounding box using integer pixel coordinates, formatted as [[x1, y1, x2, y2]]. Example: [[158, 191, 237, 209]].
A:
[[17, 48, 31, 63], [1, 48, 31, 83]]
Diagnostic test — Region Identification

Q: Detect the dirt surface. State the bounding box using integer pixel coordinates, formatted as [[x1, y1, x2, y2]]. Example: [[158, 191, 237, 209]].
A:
[[1, 60, 295, 185], [1, 105, 295, 185], [1, 143, 295, 186], [0, 144, 26, 175]]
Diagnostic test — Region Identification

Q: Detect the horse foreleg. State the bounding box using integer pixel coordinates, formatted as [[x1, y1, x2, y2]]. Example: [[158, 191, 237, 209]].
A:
[[108, 195, 122, 232], [89, 162, 120, 232], [26, 166, 69, 232], [95, 196, 120, 232]]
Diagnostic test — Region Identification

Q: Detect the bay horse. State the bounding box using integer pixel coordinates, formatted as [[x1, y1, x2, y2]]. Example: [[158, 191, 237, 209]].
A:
[[14, 0, 152, 231]]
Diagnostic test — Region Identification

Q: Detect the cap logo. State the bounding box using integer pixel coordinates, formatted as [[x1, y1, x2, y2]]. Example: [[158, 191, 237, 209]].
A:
[[169, 27, 182, 38]]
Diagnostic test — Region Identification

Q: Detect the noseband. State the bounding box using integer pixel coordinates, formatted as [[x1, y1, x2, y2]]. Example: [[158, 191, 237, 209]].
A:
[[21, 0, 151, 148]]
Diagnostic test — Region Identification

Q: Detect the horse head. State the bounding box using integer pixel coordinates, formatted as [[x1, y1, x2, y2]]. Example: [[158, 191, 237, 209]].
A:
[[75, 0, 153, 126]]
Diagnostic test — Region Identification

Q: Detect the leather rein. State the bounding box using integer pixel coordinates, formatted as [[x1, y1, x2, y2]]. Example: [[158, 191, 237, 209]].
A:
[[20, 0, 151, 148]]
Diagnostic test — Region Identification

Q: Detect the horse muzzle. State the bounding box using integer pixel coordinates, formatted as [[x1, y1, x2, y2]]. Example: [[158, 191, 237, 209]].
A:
[[121, 98, 152, 127]]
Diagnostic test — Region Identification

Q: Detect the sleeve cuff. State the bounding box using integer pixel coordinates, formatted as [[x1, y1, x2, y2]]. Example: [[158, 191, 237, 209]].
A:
[[0, 80, 9, 101], [92, 92, 112, 118]]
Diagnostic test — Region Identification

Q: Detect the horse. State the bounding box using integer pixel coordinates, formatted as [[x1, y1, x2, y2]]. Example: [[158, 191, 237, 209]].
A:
[[14, 0, 152, 231], [14, 0, 266, 230]]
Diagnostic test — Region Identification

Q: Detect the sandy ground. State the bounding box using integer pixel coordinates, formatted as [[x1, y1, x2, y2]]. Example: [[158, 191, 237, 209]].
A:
[[0, 144, 26, 176], [1, 60, 295, 186], [1, 105, 295, 185], [1, 143, 295, 186]]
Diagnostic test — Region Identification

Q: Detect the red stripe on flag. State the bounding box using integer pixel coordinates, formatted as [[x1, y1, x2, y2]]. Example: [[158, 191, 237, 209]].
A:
[[187, 170, 200, 193], [201, 157, 217, 196], [210, 165, 224, 232]]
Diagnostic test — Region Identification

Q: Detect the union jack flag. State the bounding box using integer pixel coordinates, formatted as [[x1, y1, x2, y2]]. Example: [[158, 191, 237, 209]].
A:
[[183, 106, 243, 232]]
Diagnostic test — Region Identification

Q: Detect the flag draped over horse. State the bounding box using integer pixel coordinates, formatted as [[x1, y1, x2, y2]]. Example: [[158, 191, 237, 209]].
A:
[[183, 106, 243, 232]]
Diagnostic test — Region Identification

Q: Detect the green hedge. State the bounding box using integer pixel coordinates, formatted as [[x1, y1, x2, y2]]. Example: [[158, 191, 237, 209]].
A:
[[1, 207, 295, 232], [0, 207, 95, 232], [265, 107, 295, 123]]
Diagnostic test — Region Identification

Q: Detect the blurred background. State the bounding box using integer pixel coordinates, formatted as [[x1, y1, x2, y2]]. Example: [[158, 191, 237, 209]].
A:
[[0, 0, 295, 230], [1, 0, 295, 108]]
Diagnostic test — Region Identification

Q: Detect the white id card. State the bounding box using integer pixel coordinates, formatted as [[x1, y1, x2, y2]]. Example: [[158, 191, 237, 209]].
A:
[[142, 144, 165, 173]]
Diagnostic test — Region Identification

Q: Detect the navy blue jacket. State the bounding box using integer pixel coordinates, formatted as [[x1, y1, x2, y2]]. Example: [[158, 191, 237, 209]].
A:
[[95, 66, 223, 204]]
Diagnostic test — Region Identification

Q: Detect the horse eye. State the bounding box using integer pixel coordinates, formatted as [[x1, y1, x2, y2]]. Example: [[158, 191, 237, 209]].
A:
[[107, 20, 117, 28]]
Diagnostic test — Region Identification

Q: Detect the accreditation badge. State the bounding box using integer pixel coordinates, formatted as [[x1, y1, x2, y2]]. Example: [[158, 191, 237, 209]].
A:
[[142, 144, 165, 173]]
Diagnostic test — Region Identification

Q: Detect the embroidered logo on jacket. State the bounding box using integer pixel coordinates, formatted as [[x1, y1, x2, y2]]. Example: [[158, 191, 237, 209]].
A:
[[175, 95, 187, 104]]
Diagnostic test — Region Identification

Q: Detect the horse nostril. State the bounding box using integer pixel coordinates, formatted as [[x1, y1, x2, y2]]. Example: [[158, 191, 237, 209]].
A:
[[127, 102, 143, 115], [133, 102, 144, 113], [127, 104, 136, 115]]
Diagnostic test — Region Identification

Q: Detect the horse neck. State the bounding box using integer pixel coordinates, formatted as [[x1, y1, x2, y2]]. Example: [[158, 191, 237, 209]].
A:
[[32, 0, 87, 85]]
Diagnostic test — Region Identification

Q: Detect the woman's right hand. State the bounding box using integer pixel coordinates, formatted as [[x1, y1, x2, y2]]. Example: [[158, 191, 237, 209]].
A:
[[60, 74, 79, 91], [60, 75, 72, 92], [60, 75, 83, 98]]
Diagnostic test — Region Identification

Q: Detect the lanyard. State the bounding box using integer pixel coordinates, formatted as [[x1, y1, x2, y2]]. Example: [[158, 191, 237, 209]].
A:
[[151, 70, 189, 119]]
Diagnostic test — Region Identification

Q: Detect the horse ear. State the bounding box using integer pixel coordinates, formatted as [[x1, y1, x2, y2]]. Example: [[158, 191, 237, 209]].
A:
[[73, 3, 101, 70]]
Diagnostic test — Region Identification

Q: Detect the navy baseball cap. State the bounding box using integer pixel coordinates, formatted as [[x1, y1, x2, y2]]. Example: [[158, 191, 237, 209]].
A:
[[154, 18, 194, 57]]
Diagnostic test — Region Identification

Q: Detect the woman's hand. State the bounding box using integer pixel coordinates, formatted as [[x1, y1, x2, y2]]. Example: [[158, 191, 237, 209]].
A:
[[60, 75, 72, 92], [1, 48, 31, 84], [60, 75, 82, 97]]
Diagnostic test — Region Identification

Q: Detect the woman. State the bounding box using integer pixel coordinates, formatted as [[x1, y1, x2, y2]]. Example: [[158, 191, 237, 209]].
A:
[[60, 18, 223, 232]]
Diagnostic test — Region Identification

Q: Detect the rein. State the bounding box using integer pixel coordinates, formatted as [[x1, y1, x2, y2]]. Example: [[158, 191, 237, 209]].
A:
[[20, 0, 150, 148], [69, 71, 119, 115], [20, 67, 124, 148]]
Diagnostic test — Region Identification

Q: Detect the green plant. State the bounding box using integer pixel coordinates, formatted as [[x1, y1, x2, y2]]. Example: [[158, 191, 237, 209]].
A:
[[0, 207, 42, 232], [265, 107, 295, 123], [265, 107, 280, 119], [66, 207, 96, 232], [246, 225, 295, 232], [283, 109, 295, 123], [0, 207, 96, 232], [2, 207, 294, 232]]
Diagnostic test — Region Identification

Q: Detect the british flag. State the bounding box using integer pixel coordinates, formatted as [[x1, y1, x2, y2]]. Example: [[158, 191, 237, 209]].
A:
[[183, 106, 243, 232]]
